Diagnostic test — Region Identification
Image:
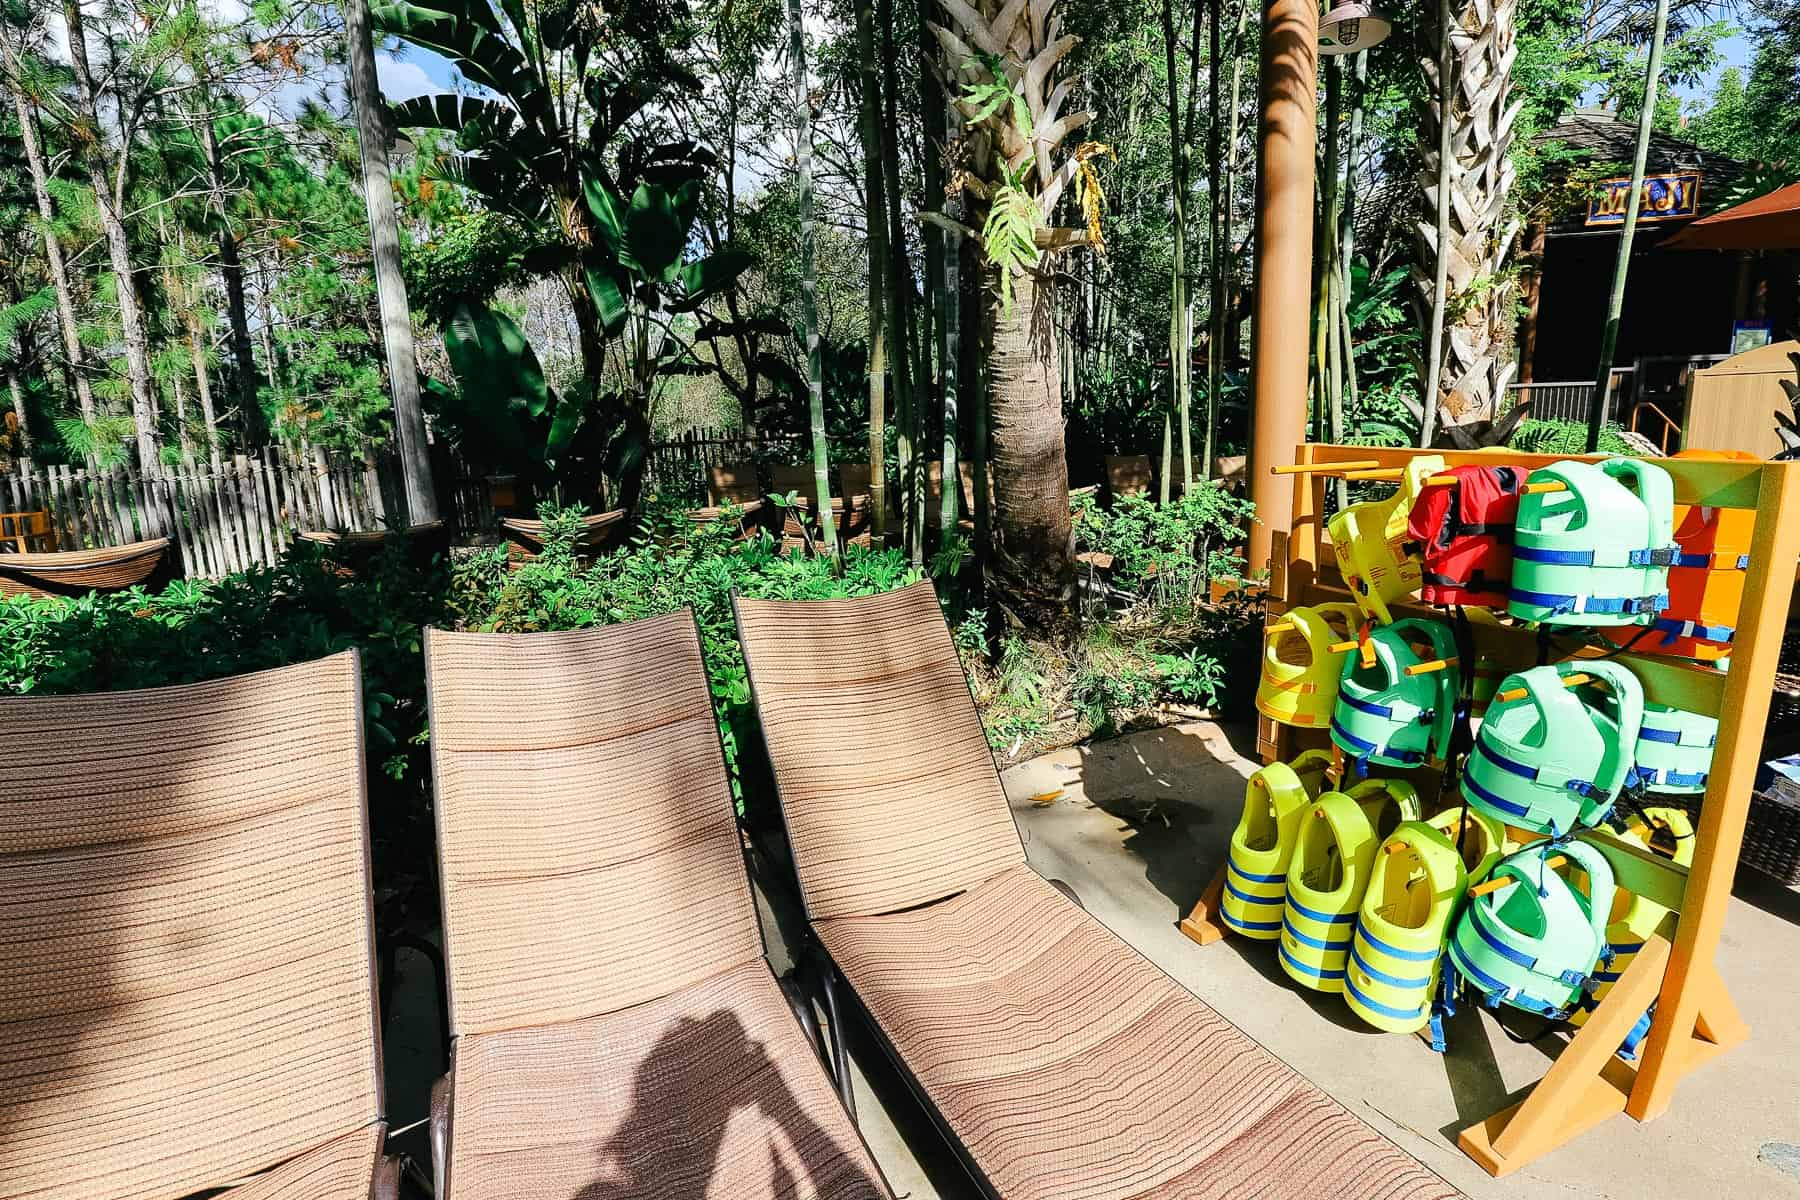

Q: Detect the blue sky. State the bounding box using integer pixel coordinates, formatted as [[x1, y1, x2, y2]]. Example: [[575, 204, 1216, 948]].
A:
[[372, 25, 1759, 111]]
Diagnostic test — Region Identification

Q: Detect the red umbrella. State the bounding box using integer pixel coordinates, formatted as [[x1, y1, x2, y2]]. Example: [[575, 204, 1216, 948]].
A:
[[1665, 180, 1800, 250]]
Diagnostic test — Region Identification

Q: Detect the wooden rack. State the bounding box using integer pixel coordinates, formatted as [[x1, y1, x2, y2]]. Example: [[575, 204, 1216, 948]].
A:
[[1182, 442, 1800, 1177]]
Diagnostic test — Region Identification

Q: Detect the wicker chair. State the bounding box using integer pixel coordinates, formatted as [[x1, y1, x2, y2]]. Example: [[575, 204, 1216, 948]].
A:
[[0, 653, 402, 1199], [500, 510, 630, 562], [421, 614, 890, 1199], [735, 581, 1464, 1200], [769, 465, 868, 551], [0, 536, 171, 599]]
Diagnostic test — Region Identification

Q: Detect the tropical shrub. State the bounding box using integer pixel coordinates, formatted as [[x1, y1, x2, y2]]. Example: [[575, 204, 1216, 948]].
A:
[[1072, 484, 1257, 607]]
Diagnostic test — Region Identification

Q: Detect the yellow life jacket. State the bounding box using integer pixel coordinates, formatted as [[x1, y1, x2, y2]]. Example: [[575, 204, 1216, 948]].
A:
[[1281, 789, 1379, 993], [1346, 820, 1467, 1034], [1425, 805, 1510, 885], [1344, 777, 1421, 843], [1257, 603, 1361, 728], [1221, 750, 1335, 939], [1329, 455, 1444, 625], [1568, 807, 1695, 1040]]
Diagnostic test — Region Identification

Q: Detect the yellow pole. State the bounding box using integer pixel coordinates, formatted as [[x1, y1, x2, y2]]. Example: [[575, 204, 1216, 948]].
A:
[[1245, 0, 1319, 576]]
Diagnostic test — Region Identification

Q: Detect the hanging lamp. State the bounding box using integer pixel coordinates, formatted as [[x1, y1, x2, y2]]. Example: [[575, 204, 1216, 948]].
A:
[[1319, 1, 1392, 53]]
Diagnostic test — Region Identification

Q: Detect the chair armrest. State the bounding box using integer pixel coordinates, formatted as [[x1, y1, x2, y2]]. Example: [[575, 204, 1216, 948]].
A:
[[371, 1152, 402, 1200], [429, 1068, 453, 1191]]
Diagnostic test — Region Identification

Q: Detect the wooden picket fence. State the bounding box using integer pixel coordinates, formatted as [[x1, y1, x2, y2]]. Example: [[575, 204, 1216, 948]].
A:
[[644, 426, 806, 497], [0, 446, 395, 581]]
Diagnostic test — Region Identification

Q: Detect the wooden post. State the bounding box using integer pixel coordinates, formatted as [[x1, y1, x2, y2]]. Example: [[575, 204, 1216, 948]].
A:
[[1629, 462, 1800, 1118], [313, 445, 341, 530], [1459, 935, 1672, 1176], [1244, 0, 1317, 576]]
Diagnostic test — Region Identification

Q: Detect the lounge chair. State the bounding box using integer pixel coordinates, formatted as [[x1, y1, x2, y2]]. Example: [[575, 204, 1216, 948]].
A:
[[421, 614, 891, 1199], [769, 465, 867, 550], [501, 509, 630, 561], [685, 462, 770, 539], [1104, 453, 1154, 500], [0, 535, 170, 598], [734, 581, 1463, 1200], [0, 653, 402, 1199]]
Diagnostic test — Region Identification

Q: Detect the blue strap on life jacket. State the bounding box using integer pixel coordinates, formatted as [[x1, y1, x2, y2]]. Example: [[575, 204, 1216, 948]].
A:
[[1282, 919, 1353, 952], [1631, 765, 1709, 790], [1462, 769, 1533, 820], [1472, 740, 1597, 797], [1672, 551, 1749, 570], [1284, 895, 1359, 926], [1278, 942, 1345, 981], [1512, 545, 1680, 567], [1618, 1003, 1656, 1061], [1654, 616, 1735, 645], [1428, 960, 1459, 1054], [1330, 716, 1425, 766], [1222, 876, 1282, 909], [1220, 908, 1282, 934], [1509, 587, 1669, 617]]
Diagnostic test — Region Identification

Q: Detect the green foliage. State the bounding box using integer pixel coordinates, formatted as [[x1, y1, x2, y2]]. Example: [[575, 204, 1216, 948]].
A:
[[1510, 417, 1634, 456], [0, 541, 452, 889], [1071, 485, 1255, 606], [981, 158, 1042, 317], [403, 211, 536, 323], [450, 502, 927, 804]]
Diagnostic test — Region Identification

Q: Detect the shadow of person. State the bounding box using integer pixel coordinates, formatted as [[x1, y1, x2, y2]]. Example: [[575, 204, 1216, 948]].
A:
[[576, 1008, 886, 1200]]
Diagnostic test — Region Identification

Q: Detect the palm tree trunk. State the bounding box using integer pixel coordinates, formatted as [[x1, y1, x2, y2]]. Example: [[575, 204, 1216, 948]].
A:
[[346, 0, 439, 524], [987, 271, 1073, 626], [62, 0, 158, 468], [855, 0, 889, 538], [2, 61, 97, 429], [789, 0, 837, 560]]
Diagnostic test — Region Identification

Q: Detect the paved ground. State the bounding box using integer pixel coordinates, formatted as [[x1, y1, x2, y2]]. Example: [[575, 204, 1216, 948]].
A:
[[381, 718, 1800, 1198]]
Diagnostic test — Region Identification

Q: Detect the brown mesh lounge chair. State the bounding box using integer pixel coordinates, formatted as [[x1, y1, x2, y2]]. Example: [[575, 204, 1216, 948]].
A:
[[0, 653, 401, 1200], [770, 465, 867, 550], [686, 462, 770, 539], [1104, 453, 1154, 500], [422, 614, 891, 1199], [735, 582, 1464, 1200], [501, 509, 630, 561], [0, 535, 171, 599]]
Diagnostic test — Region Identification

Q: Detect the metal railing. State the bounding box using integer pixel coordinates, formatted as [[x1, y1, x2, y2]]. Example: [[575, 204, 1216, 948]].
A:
[[1504, 370, 1633, 423]]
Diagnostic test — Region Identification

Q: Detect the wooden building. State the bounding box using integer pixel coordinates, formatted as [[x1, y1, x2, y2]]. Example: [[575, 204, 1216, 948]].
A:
[[1516, 109, 1799, 433]]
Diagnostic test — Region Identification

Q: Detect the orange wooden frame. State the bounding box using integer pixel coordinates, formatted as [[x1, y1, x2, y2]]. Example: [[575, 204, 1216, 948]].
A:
[[1181, 443, 1800, 1176]]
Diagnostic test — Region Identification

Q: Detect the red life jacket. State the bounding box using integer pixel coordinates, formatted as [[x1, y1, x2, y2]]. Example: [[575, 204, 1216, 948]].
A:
[[1405, 464, 1524, 607]]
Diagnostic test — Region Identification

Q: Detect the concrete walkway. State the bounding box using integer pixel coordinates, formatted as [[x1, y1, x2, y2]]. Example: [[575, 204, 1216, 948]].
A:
[[990, 719, 1800, 1200], [379, 718, 1800, 1197]]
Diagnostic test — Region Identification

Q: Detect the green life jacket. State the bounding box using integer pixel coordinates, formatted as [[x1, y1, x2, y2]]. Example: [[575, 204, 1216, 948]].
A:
[[1631, 703, 1718, 795], [1509, 458, 1678, 627], [1345, 819, 1466, 1035], [1221, 750, 1334, 939], [1464, 660, 1643, 835], [1330, 618, 1461, 770], [1447, 840, 1616, 1020]]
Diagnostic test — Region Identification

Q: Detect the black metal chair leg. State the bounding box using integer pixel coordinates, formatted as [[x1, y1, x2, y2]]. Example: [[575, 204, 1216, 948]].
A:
[[815, 952, 858, 1122]]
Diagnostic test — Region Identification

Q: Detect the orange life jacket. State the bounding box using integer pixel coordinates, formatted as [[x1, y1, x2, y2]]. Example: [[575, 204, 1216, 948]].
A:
[[1601, 450, 1755, 661], [1405, 464, 1524, 608]]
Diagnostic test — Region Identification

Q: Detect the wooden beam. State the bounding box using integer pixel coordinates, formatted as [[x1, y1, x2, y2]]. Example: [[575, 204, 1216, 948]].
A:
[[1629, 461, 1800, 1120], [1459, 935, 1670, 1176], [1179, 861, 1231, 945]]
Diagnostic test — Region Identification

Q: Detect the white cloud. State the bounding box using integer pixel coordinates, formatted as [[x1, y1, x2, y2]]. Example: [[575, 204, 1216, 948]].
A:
[[377, 55, 442, 103]]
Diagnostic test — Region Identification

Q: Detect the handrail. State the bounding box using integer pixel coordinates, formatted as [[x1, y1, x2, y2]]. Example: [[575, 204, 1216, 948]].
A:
[[1630, 399, 1682, 455]]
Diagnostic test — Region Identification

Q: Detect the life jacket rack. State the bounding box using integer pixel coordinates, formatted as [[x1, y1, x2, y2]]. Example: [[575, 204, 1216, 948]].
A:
[[1178, 442, 1800, 1181]]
